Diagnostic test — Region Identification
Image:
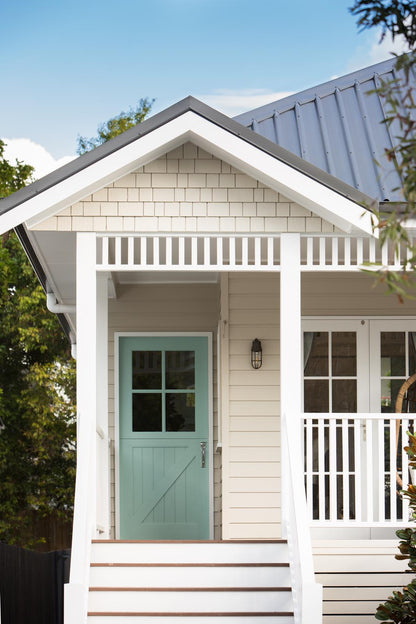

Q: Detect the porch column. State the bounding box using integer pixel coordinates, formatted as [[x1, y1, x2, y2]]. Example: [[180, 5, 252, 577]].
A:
[[280, 233, 302, 531], [65, 232, 97, 624], [96, 272, 109, 537]]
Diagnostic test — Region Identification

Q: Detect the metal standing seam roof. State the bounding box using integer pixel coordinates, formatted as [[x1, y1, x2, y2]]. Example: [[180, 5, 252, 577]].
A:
[[235, 57, 416, 202]]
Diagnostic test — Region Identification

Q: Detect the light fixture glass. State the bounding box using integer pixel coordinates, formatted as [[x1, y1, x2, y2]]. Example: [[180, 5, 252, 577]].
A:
[[251, 338, 262, 369]]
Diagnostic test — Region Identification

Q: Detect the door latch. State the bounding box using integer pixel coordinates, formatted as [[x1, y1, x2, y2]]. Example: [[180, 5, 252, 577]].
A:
[[200, 441, 207, 468]]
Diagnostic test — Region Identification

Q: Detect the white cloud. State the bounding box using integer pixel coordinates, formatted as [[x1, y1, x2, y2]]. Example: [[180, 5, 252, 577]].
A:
[[346, 29, 410, 74], [1, 138, 76, 179], [196, 89, 293, 117]]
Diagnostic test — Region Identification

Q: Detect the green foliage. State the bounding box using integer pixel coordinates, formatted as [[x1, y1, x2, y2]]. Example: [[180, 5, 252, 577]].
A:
[[350, 2, 416, 299], [375, 432, 416, 622], [350, 1, 416, 46], [0, 144, 76, 547], [77, 97, 154, 155], [0, 139, 34, 199]]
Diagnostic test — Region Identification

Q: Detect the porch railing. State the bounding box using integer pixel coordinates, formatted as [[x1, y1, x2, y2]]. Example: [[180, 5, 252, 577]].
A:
[[303, 413, 415, 525], [283, 412, 323, 624], [95, 233, 414, 272]]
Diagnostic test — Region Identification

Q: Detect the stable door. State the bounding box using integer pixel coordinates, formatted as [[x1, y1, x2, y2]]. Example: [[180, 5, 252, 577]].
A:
[[119, 335, 210, 540]]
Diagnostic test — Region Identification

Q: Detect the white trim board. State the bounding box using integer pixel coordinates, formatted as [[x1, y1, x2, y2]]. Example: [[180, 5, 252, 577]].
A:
[[0, 111, 374, 236], [114, 331, 214, 540]]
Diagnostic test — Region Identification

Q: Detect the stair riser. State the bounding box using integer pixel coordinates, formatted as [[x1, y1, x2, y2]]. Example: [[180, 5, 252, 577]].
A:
[[88, 617, 295, 624], [90, 566, 291, 588], [91, 543, 289, 564], [88, 590, 293, 613]]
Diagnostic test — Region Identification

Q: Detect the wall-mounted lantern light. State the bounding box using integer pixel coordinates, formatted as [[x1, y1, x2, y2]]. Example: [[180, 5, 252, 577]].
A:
[[251, 338, 262, 369]]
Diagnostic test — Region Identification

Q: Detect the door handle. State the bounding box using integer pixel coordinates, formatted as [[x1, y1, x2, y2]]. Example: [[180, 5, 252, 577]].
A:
[[200, 441, 207, 468]]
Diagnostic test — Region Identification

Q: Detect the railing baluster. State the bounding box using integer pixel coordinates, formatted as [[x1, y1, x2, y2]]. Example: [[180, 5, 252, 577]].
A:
[[217, 237, 223, 267], [115, 236, 122, 266], [127, 237, 134, 265], [242, 237, 248, 267], [318, 419, 325, 520], [390, 418, 397, 522], [102, 236, 109, 265], [255, 237, 261, 266], [153, 237, 159, 267], [140, 237, 147, 266], [319, 237, 326, 267], [332, 237, 338, 268], [204, 237, 210, 267], [369, 238, 376, 263], [342, 418, 349, 520], [267, 237, 274, 267], [229, 238, 236, 268], [179, 237, 185, 267], [402, 418, 410, 521], [191, 237, 198, 267], [381, 242, 388, 266], [344, 238, 351, 267], [306, 417, 313, 521], [354, 418, 362, 521], [366, 418, 373, 523], [307, 237, 313, 266], [357, 238, 363, 266], [378, 418, 385, 522], [329, 418, 337, 520], [166, 236, 172, 266]]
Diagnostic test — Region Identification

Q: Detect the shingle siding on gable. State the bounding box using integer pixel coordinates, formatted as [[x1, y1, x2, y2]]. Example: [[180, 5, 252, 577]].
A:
[[29, 143, 335, 234]]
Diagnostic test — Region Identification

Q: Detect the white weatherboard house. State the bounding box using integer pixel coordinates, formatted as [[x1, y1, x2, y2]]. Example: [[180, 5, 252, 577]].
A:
[[1, 57, 416, 624]]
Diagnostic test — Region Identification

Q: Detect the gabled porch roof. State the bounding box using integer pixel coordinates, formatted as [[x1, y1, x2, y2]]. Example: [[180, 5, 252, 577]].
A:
[[0, 96, 375, 235]]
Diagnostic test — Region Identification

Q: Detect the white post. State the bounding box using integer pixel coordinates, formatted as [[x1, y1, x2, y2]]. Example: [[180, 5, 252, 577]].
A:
[[65, 232, 97, 624], [280, 233, 302, 530], [96, 272, 109, 537]]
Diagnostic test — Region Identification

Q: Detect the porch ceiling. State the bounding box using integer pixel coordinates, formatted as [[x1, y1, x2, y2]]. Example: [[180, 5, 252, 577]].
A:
[[27, 229, 220, 314]]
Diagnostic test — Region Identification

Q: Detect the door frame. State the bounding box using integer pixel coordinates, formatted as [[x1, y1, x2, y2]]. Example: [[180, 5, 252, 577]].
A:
[[114, 332, 214, 540]]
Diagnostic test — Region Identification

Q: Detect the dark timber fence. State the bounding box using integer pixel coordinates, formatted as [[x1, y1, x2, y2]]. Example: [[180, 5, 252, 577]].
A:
[[0, 543, 70, 624]]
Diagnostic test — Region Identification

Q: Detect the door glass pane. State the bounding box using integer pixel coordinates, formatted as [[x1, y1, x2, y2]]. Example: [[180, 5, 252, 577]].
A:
[[166, 351, 195, 389], [304, 332, 328, 376], [166, 393, 195, 431], [132, 393, 162, 431], [381, 378, 404, 413], [332, 332, 356, 376], [304, 380, 329, 412], [332, 379, 357, 412], [132, 351, 161, 389], [381, 333, 405, 376], [409, 333, 416, 375]]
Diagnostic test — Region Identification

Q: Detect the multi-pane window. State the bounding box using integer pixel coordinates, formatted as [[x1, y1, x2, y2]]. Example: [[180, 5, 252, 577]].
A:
[[304, 331, 357, 413], [131, 350, 196, 432]]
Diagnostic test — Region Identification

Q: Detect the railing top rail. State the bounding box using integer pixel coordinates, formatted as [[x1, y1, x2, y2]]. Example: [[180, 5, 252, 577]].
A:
[[95, 232, 376, 239], [303, 412, 415, 420]]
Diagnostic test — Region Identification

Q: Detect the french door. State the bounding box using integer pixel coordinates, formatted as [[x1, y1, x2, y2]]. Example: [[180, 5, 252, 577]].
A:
[[303, 319, 416, 523]]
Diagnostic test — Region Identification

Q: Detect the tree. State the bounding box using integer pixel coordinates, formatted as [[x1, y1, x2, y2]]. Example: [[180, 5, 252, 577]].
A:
[[350, 1, 416, 300], [77, 97, 154, 154], [0, 141, 76, 547], [0, 97, 154, 547]]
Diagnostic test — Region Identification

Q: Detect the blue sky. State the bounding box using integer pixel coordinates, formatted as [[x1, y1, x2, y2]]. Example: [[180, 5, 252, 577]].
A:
[[0, 0, 406, 175]]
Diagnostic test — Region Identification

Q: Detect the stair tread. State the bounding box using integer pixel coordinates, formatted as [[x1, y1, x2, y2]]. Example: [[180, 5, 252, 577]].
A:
[[90, 587, 291, 592], [91, 562, 289, 568], [88, 612, 295, 617], [92, 540, 287, 544]]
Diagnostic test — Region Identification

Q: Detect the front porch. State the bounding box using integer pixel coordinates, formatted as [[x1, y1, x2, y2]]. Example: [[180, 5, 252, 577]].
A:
[[64, 230, 416, 624]]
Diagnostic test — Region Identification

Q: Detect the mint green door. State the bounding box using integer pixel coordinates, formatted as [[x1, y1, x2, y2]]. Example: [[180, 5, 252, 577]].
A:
[[119, 335, 210, 540]]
